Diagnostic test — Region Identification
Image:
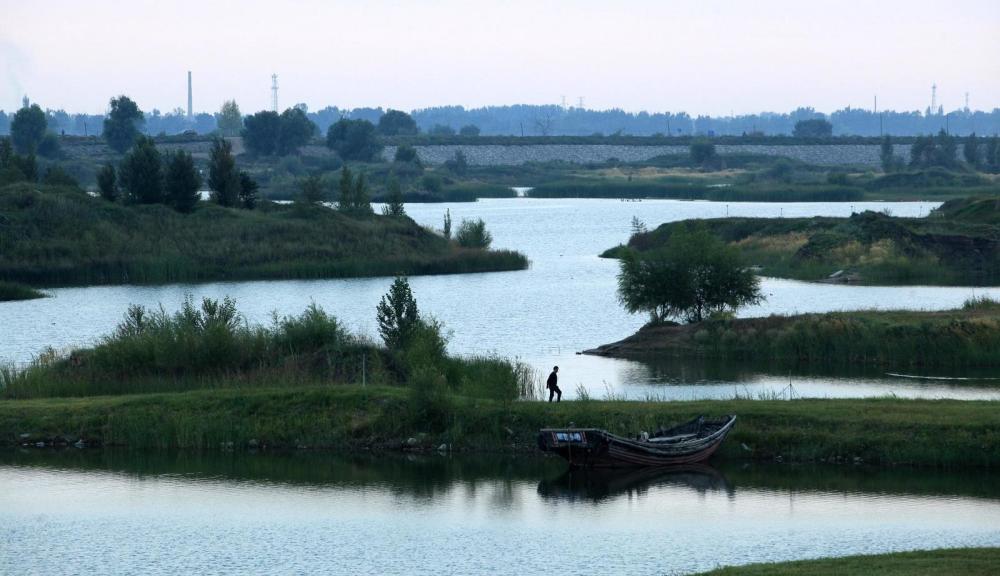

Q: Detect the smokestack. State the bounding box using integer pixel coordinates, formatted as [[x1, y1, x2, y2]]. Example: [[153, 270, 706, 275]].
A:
[[187, 71, 192, 118]]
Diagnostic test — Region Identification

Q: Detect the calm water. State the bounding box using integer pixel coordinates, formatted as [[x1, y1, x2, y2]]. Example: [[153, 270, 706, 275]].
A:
[[4, 198, 1000, 399], [2, 450, 999, 576]]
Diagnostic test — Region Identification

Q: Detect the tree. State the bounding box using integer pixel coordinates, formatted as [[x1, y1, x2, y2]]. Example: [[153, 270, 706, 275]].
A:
[[37, 133, 61, 158], [337, 166, 353, 210], [377, 109, 418, 136], [97, 163, 117, 202], [376, 276, 420, 350], [428, 124, 455, 136], [689, 139, 717, 166], [103, 96, 145, 153], [208, 138, 240, 207], [455, 218, 492, 249], [444, 150, 468, 175], [394, 144, 420, 164], [910, 130, 957, 169], [351, 171, 373, 214], [119, 136, 163, 204], [382, 173, 405, 217], [880, 135, 898, 172], [616, 224, 763, 324], [10, 104, 47, 154], [443, 209, 452, 239], [986, 137, 1000, 173], [164, 150, 201, 213], [963, 134, 981, 168], [792, 118, 833, 138], [276, 107, 317, 155], [42, 165, 79, 188], [242, 110, 281, 156], [326, 118, 382, 161], [458, 124, 480, 137], [217, 100, 242, 137], [298, 174, 326, 204], [238, 171, 258, 209]]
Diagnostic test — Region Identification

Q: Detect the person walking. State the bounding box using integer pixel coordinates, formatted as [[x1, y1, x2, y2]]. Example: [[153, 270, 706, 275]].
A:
[[546, 366, 561, 402]]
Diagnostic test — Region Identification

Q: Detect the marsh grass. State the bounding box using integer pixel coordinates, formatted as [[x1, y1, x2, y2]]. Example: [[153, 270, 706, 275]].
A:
[[0, 281, 45, 301]]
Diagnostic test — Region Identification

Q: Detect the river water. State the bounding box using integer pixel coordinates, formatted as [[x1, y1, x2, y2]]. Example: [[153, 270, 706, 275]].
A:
[[1, 450, 999, 576], [4, 198, 1000, 400]]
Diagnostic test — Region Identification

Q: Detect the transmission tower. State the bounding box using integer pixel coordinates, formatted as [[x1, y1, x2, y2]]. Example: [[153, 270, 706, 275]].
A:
[[271, 74, 279, 112], [930, 83, 937, 115]]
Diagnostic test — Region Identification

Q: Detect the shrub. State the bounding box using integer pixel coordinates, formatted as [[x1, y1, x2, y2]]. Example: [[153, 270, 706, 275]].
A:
[[455, 218, 493, 249]]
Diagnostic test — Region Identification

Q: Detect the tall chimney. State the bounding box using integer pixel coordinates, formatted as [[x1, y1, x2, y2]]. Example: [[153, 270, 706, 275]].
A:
[[187, 71, 193, 118]]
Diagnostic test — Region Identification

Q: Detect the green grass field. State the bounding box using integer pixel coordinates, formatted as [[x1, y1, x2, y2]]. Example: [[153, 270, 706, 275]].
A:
[[693, 548, 1000, 575]]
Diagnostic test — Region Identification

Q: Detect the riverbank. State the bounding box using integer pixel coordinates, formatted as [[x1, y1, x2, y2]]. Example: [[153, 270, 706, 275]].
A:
[[0, 281, 45, 302], [0, 183, 527, 286], [2, 387, 998, 467], [693, 548, 1000, 575], [603, 197, 1000, 285], [584, 301, 1000, 368]]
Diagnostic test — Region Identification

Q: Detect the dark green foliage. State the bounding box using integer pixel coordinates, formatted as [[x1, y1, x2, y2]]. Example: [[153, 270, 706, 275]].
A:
[[0, 183, 529, 286], [826, 171, 849, 185], [41, 165, 79, 188], [393, 144, 420, 165], [964, 134, 981, 167], [428, 124, 455, 136], [421, 173, 443, 194], [10, 104, 47, 154], [382, 174, 405, 217], [208, 138, 240, 207], [276, 107, 317, 155], [458, 124, 480, 137], [792, 118, 833, 138], [879, 135, 901, 172], [102, 96, 144, 153], [444, 150, 468, 175], [986, 137, 1000, 173], [867, 167, 989, 190], [617, 224, 762, 323], [378, 109, 418, 136], [455, 218, 492, 249], [36, 133, 61, 159], [335, 166, 372, 214], [443, 209, 452, 240], [689, 139, 717, 166], [326, 118, 382, 161], [119, 136, 162, 204], [377, 276, 420, 350], [97, 163, 117, 201], [352, 172, 372, 214], [910, 130, 958, 169], [238, 171, 258, 209], [242, 111, 281, 156], [529, 180, 864, 202], [164, 150, 201, 213], [4, 152, 37, 183], [298, 174, 326, 204], [0, 281, 45, 301], [337, 166, 352, 209]]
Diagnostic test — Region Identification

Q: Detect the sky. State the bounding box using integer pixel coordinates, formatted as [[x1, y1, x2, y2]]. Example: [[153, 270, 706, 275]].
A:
[[2, 0, 998, 116]]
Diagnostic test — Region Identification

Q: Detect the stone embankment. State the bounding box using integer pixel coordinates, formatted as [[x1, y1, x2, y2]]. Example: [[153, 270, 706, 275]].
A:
[[383, 143, 911, 167]]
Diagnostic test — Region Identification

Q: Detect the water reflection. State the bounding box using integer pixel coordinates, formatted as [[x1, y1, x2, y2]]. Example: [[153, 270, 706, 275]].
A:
[[537, 464, 733, 502]]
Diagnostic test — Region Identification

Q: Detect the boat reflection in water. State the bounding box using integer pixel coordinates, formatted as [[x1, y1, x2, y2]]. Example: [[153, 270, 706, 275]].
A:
[[537, 463, 733, 502]]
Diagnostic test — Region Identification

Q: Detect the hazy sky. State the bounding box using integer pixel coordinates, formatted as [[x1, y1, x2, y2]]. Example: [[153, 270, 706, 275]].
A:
[[2, 0, 998, 116]]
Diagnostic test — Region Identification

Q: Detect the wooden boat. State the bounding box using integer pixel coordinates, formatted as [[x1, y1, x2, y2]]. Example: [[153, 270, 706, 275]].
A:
[[537, 415, 736, 468]]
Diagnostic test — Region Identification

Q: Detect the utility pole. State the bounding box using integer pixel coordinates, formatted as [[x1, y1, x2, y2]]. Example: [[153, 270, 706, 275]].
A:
[[187, 71, 193, 119], [271, 74, 279, 113]]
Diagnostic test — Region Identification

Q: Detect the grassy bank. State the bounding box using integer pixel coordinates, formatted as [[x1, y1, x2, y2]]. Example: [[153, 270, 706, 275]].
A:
[[0, 183, 527, 286], [694, 548, 1000, 575], [2, 388, 999, 467], [0, 281, 45, 301], [528, 179, 865, 202], [586, 300, 1000, 368], [604, 199, 1000, 285]]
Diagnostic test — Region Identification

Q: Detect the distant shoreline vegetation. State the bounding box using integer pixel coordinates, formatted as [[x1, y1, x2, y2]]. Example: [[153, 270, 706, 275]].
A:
[[0, 281, 46, 302]]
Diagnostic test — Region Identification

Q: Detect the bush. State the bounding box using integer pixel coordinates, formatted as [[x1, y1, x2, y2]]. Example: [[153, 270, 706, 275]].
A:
[[455, 218, 493, 249]]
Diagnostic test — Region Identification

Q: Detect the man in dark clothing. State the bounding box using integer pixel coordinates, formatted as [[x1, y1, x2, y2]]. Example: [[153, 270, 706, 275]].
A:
[[546, 366, 561, 402]]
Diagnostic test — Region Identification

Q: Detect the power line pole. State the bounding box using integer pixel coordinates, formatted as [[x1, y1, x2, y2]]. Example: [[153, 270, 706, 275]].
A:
[[271, 74, 279, 113]]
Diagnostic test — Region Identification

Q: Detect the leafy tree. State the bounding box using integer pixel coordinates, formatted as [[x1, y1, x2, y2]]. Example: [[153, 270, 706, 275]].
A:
[[444, 150, 468, 175], [616, 224, 763, 324], [910, 130, 957, 169], [12, 153, 37, 182], [0, 138, 12, 168], [443, 209, 452, 239], [326, 118, 382, 161], [459, 124, 480, 137], [377, 109, 418, 136], [10, 104, 47, 154], [119, 136, 163, 204], [963, 134, 981, 167], [382, 173, 405, 217], [242, 110, 280, 156], [428, 124, 455, 136], [276, 107, 317, 155], [376, 276, 420, 350], [935, 129, 958, 168], [394, 144, 420, 164], [985, 137, 1000, 173], [208, 138, 240, 207], [455, 218, 492, 249], [97, 163, 118, 202], [298, 174, 326, 204], [37, 133, 61, 158], [103, 96, 145, 153], [164, 150, 201, 213], [238, 171, 258, 209], [42, 165, 79, 188], [421, 173, 443, 194], [217, 100, 243, 137], [792, 118, 833, 138], [689, 139, 717, 166], [630, 216, 647, 237], [337, 166, 353, 210], [352, 171, 373, 214], [880, 135, 898, 172]]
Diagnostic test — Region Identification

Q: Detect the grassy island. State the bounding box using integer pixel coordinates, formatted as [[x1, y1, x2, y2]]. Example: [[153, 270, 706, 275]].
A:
[[694, 548, 1000, 576], [603, 196, 1000, 285], [0, 281, 45, 301], [0, 183, 527, 287]]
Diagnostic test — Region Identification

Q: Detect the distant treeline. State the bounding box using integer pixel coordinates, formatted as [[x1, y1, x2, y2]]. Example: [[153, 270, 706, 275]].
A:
[[3, 103, 998, 138]]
